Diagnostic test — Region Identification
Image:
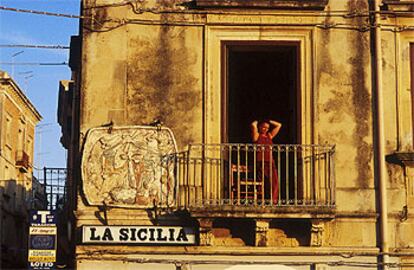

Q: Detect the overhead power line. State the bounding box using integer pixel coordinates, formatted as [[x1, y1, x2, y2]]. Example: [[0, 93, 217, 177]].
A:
[[0, 5, 85, 19], [0, 44, 70, 49], [0, 62, 68, 66]]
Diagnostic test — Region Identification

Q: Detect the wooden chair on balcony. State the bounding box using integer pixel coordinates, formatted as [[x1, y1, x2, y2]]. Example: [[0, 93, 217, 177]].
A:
[[230, 164, 264, 202]]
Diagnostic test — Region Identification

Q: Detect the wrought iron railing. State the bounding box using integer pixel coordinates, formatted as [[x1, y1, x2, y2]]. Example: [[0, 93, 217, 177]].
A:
[[41, 167, 67, 211], [162, 143, 335, 209]]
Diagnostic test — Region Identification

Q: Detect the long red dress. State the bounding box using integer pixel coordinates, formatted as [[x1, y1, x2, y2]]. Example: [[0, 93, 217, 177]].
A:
[[256, 133, 279, 203]]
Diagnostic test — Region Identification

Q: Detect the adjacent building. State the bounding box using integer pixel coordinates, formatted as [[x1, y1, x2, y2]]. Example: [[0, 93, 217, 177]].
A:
[[31, 176, 47, 210], [59, 0, 414, 269], [0, 70, 42, 268]]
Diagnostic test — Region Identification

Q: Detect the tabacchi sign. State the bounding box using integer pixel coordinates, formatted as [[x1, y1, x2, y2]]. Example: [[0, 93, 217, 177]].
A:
[[82, 226, 196, 245]]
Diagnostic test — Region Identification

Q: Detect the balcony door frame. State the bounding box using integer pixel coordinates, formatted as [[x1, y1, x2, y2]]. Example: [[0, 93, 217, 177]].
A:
[[204, 26, 315, 146], [221, 41, 301, 144]]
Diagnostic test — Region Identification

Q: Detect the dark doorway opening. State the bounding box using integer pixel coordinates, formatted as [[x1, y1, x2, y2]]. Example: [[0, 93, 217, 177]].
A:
[[223, 42, 302, 203], [224, 43, 300, 144]]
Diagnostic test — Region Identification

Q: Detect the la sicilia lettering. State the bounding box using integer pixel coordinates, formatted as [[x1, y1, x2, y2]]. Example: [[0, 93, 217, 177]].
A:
[[89, 227, 189, 242]]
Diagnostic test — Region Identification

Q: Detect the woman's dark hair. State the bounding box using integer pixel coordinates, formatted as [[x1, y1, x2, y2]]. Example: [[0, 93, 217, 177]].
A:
[[258, 119, 270, 127]]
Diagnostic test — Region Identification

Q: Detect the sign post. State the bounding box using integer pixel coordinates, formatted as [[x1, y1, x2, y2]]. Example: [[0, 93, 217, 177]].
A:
[[28, 210, 57, 270]]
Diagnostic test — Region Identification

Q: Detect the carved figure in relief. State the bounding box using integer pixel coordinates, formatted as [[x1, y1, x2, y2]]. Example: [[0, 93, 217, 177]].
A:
[[82, 126, 177, 208]]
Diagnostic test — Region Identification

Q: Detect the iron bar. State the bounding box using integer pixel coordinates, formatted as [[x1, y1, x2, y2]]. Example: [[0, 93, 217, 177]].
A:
[[294, 145, 298, 205], [285, 146, 289, 204]]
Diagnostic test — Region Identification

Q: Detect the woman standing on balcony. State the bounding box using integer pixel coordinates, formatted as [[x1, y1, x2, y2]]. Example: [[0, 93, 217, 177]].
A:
[[251, 119, 282, 204]]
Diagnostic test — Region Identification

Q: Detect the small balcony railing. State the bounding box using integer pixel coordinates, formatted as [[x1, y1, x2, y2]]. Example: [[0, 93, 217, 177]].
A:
[[163, 143, 335, 211], [15, 150, 30, 172]]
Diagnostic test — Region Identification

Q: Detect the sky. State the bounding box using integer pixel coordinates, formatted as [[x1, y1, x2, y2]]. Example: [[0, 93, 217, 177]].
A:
[[0, 0, 80, 177]]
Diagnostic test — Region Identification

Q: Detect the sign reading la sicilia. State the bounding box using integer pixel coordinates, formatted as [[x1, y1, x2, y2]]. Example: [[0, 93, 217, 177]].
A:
[[82, 226, 196, 245]]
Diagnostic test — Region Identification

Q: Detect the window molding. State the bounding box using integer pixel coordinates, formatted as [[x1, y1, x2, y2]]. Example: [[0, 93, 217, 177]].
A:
[[383, 0, 414, 11], [204, 26, 314, 145], [395, 34, 414, 151]]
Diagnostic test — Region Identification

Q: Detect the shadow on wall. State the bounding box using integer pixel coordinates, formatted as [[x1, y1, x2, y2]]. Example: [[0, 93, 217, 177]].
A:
[[0, 180, 30, 269]]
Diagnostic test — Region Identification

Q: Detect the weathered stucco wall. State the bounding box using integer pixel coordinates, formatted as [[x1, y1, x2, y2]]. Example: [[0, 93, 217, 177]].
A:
[[76, 0, 414, 256], [316, 0, 375, 215], [81, 2, 203, 149], [126, 24, 203, 148], [80, 26, 128, 129]]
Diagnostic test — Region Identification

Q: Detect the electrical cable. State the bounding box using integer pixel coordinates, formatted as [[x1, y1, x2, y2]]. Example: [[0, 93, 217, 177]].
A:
[[0, 45, 69, 49], [82, 16, 414, 33], [1, 4, 413, 21], [0, 62, 68, 66], [83, 1, 414, 18], [0, 5, 86, 19], [0, 4, 412, 34]]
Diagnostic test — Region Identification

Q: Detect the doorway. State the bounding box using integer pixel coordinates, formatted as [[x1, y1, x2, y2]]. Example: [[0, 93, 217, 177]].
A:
[[223, 42, 300, 144], [222, 42, 302, 202]]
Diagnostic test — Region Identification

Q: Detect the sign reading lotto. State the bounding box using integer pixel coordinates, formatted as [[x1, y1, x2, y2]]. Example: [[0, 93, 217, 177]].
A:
[[28, 210, 57, 269], [28, 226, 57, 263], [82, 226, 196, 245]]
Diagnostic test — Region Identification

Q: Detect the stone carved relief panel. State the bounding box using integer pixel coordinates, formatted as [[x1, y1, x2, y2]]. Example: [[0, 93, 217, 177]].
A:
[[81, 126, 177, 208]]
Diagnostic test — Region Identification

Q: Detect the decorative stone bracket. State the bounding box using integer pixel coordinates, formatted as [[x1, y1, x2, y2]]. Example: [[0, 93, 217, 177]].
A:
[[386, 152, 414, 167], [310, 219, 325, 247], [198, 218, 214, 246], [255, 219, 270, 247], [386, 152, 414, 207]]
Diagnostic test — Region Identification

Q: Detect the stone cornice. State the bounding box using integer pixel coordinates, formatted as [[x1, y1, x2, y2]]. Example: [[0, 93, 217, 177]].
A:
[[386, 152, 414, 167], [383, 0, 414, 11], [192, 0, 329, 10], [0, 75, 42, 123]]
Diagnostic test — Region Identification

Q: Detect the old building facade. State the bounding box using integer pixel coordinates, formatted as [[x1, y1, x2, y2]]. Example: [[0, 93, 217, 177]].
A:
[[0, 71, 42, 268], [59, 0, 414, 269]]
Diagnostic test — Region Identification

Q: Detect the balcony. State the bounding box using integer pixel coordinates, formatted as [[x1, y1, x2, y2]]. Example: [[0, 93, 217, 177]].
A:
[[15, 150, 30, 172], [163, 143, 336, 219]]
